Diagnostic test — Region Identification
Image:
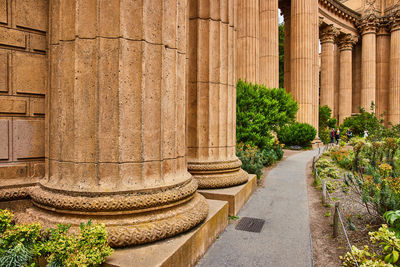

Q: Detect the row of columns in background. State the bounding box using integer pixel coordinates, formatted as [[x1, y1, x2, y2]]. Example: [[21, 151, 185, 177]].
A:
[[320, 13, 400, 125], [237, 0, 320, 132]]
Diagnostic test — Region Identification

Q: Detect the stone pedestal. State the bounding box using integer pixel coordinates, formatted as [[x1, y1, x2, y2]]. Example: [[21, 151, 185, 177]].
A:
[[320, 25, 338, 112], [359, 15, 377, 111], [338, 34, 357, 124], [259, 0, 279, 87], [27, 0, 208, 248], [388, 13, 400, 125], [290, 0, 319, 131], [187, 0, 248, 189], [376, 26, 390, 122], [236, 0, 259, 83]]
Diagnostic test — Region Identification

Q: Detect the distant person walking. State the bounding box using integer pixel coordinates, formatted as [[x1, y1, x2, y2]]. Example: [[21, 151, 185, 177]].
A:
[[364, 130, 369, 138], [330, 128, 335, 144], [346, 129, 352, 141], [335, 129, 341, 145]]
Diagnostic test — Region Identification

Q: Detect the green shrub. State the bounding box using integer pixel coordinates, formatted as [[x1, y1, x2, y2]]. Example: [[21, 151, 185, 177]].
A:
[[277, 122, 316, 147], [341, 225, 400, 266], [0, 210, 113, 267], [236, 143, 264, 179], [236, 80, 298, 150], [44, 221, 113, 267], [319, 105, 337, 144]]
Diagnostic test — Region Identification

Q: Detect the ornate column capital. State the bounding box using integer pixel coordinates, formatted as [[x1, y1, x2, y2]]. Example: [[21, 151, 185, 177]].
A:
[[337, 34, 358, 51], [320, 25, 339, 44], [389, 10, 400, 33], [357, 14, 378, 35]]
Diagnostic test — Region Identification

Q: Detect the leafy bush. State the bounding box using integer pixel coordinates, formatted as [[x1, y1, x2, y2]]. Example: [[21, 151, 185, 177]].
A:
[[236, 80, 298, 150], [44, 221, 113, 267], [0, 210, 113, 267], [341, 225, 400, 266], [236, 143, 264, 179], [277, 122, 316, 147], [384, 210, 400, 238]]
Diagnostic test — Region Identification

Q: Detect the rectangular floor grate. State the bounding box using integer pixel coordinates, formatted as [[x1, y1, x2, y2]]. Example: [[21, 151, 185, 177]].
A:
[[235, 217, 265, 233]]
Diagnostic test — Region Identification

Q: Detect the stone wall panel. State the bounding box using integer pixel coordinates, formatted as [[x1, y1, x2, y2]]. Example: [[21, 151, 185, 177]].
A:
[[0, 96, 27, 114], [0, 119, 9, 160], [15, 0, 48, 32], [13, 52, 46, 95], [12, 119, 44, 160], [0, 50, 8, 92], [0, 0, 7, 24], [0, 27, 26, 48]]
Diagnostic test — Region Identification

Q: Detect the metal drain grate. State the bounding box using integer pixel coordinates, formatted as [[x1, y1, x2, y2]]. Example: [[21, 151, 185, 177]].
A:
[[235, 217, 265, 233]]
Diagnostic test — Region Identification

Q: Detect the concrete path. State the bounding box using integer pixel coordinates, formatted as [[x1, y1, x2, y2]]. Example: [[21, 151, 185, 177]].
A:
[[197, 149, 318, 267]]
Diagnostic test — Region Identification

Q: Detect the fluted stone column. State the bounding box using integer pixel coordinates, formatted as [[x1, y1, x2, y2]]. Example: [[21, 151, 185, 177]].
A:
[[290, 0, 319, 131], [320, 25, 338, 112], [281, 4, 291, 92], [236, 0, 259, 83], [29, 0, 208, 248], [187, 0, 248, 188], [376, 25, 390, 123], [352, 43, 362, 114], [259, 0, 279, 87], [334, 43, 340, 120], [338, 34, 357, 124], [359, 15, 377, 111], [389, 13, 400, 124]]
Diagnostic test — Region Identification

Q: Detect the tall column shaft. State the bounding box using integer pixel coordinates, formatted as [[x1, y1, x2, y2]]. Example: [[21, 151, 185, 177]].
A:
[[359, 17, 377, 111], [29, 0, 208, 247], [334, 43, 340, 119], [290, 0, 319, 130], [281, 4, 291, 92], [259, 0, 279, 87], [352, 43, 362, 114], [236, 0, 259, 83], [320, 26, 338, 112], [376, 27, 390, 122], [338, 35, 357, 124], [187, 0, 248, 188], [389, 16, 400, 124]]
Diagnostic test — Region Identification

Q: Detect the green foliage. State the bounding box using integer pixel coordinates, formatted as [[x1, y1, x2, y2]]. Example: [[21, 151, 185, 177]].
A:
[[44, 220, 113, 267], [384, 210, 400, 238], [0, 210, 113, 267], [341, 104, 386, 139], [236, 80, 298, 150], [236, 143, 264, 179], [0, 210, 12, 234], [341, 225, 400, 266], [277, 122, 316, 147]]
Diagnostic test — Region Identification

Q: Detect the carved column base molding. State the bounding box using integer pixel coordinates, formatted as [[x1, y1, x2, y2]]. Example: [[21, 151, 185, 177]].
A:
[[0, 185, 36, 201], [24, 192, 208, 247], [188, 159, 248, 189]]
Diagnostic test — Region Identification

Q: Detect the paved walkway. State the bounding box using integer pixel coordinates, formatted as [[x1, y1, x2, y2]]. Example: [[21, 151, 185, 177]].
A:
[[197, 149, 318, 267]]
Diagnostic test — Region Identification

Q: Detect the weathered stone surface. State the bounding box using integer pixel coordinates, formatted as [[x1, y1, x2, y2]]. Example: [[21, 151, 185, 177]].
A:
[[0, 97, 27, 114], [0, 27, 26, 48], [12, 119, 44, 160], [15, 0, 48, 32], [0, 50, 8, 92], [0, 119, 9, 160], [0, 0, 7, 24], [13, 52, 46, 95]]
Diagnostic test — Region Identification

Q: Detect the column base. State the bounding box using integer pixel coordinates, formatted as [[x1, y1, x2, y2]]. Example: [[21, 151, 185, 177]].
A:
[[24, 188, 208, 247], [0, 184, 35, 201], [188, 159, 248, 189]]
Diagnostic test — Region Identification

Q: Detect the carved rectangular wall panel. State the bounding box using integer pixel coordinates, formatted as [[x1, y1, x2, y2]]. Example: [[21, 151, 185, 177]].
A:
[[0, 0, 47, 188], [0, 0, 7, 24]]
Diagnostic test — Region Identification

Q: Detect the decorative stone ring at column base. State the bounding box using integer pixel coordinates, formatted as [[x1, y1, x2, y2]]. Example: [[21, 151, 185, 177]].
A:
[[24, 193, 208, 247], [188, 159, 249, 189]]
